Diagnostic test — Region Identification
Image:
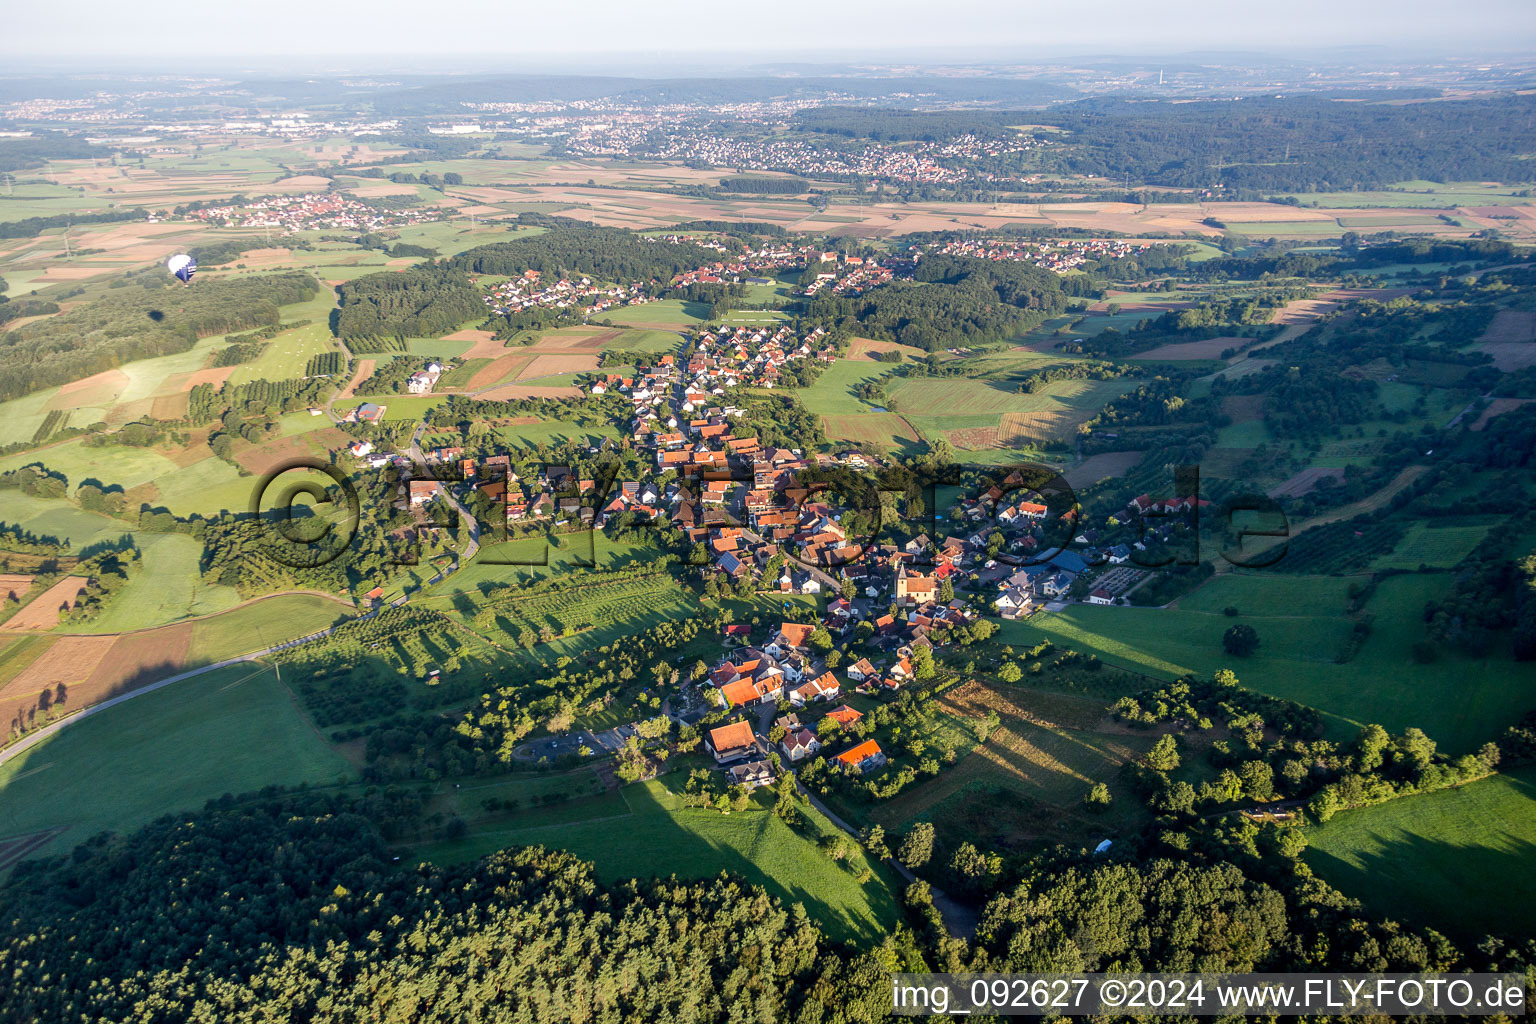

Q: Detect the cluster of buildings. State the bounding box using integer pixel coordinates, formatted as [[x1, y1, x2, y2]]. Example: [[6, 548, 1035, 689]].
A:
[[799, 251, 898, 297], [482, 269, 649, 317], [560, 122, 1047, 187], [179, 192, 442, 231], [684, 322, 837, 390], [931, 236, 1161, 274]]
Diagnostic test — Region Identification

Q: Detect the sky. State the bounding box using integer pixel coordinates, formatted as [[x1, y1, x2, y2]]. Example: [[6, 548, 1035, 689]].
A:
[[4, 0, 1534, 67]]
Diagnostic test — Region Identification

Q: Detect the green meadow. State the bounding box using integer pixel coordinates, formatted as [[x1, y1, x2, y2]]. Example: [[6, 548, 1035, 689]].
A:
[[1305, 767, 1536, 941], [0, 663, 353, 863], [999, 574, 1536, 754], [417, 777, 900, 945]]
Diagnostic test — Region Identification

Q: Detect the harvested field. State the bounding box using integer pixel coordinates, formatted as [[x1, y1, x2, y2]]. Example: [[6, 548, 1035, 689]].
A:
[[1268, 467, 1347, 499], [338, 359, 376, 400], [1063, 451, 1144, 489], [1138, 336, 1254, 361], [1, 635, 114, 696], [525, 327, 622, 352], [443, 329, 513, 360], [0, 576, 33, 602], [474, 383, 584, 400], [999, 407, 1094, 445], [4, 577, 91, 631], [847, 337, 918, 361], [517, 353, 599, 379], [48, 369, 128, 409], [234, 427, 352, 475], [1475, 309, 1536, 371], [1469, 397, 1536, 431], [468, 353, 534, 389], [149, 393, 190, 419], [1221, 394, 1266, 423]]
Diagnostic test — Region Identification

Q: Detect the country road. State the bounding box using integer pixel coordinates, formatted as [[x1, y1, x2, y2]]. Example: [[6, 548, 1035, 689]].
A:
[[0, 617, 360, 769]]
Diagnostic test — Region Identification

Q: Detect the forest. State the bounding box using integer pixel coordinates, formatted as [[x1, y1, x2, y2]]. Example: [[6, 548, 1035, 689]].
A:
[[1033, 94, 1536, 191], [448, 223, 731, 282], [0, 271, 318, 401], [804, 255, 1068, 350]]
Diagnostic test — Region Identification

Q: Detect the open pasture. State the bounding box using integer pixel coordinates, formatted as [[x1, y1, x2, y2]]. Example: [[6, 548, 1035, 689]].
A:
[[417, 777, 899, 945], [868, 681, 1152, 848], [1135, 336, 1254, 361], [1305, 766, 1536, 941], [1004, 573, 1536, 754], [0, 662, 352, 864]]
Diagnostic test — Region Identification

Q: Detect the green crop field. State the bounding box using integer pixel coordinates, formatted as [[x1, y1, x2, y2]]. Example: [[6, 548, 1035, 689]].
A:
[[0, 663, 352, 864], [605, 299, 710, 326], [795, 360, 895, 416], [1304, 767, 1536, 940], [58, 534, 241, 633], [417, 777, 900, 944], [187, 593, 357, 661], [1371, 521, 1494, 570], [999, 574, 1536, 754]]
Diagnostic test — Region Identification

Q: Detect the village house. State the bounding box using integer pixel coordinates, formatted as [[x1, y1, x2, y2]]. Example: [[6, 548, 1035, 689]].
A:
[[833, 740, 886, 774], [727, 759, 775, 789], [789, 671, 840, 707], [706, 720, 759, 763], [779, 727, 822, 763]]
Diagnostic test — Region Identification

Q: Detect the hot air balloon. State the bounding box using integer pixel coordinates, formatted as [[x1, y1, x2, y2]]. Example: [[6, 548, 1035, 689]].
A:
[[166, 253, 196, 285]]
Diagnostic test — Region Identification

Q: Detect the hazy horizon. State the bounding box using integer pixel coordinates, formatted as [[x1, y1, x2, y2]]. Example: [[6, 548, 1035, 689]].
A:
[[4, 0, 1534, 70]]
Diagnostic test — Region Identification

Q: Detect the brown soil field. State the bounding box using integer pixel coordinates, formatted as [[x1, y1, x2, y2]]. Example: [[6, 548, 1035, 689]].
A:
[[1063, 451, 1145, 489], [847, 337, 919, 361], [338, 359, 376, 400], [78, 622, 193, 702], [1137, 335, 1254, 360], [234, 427, 351, 475], [1469, 397, 1536, 431], [48, 369, 129, 408], [167, 366, 238, 392], [3, 577, 92, 631], [948, 426, 1000, 448], [525, 327, 620, 352], [467, 353, 533, 389], [1221, 394, 1267, 423], [2, 635, 114, 696], [0, 576, 34, 602], [150, 393, 190, 419], [1268, 467, 1347, 499], [474, 383, 584, 400], [517, 353, 599, 379]]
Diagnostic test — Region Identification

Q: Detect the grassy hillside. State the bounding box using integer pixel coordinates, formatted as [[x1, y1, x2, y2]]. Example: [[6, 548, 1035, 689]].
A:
[[0, 663, 352, 863], [417, 776, 900, 945], [1304, 767, 1536, 941]]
